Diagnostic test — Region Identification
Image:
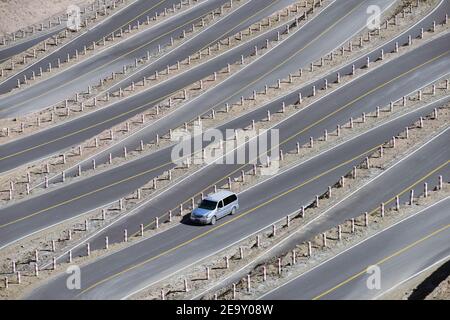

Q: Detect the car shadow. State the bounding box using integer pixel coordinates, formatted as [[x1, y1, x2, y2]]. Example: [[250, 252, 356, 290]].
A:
[[180, 214, 202, 226]]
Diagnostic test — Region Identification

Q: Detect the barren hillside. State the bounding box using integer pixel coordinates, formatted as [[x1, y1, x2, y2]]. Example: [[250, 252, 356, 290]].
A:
[[0, 0, 92, 36]]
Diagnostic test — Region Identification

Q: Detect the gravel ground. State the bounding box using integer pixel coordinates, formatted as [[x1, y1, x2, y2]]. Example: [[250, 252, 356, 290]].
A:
[[0, 0, 156, 95], [0, 0, 93, 36]]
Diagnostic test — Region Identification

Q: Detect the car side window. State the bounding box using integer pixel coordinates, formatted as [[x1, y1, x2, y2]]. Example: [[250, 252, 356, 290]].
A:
[[218, 200, 224, 208], [224, 195, 237, 206]]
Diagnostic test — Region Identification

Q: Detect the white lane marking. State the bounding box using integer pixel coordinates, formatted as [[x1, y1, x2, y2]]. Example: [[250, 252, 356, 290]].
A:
[[372, 254, 450, 300], [123, 104, 450, 300], [0, 0, 141, 87], [258, 196, 450, 300], [190, 101, 450, 299], [29, 1, 336, 187], [11, 1, 445, 269]]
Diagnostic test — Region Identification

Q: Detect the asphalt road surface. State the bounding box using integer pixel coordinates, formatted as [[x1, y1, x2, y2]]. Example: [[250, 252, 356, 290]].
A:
[[105, 0, 299, 95], [0, 0, 396, 174], [194, 117, 450, 298], [25, 99, 449, 299], [0, 0, 184, 95], [0, 26, 64, 63], [260, 197, 450, 300], [0, 0, 231, 117], [41, 0, 449, 186], [0, 0, 446, 303], [0, 31, 448, 250]]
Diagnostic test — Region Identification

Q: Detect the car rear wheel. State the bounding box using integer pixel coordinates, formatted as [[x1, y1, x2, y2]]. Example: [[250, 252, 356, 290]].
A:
[[230, 207, 236, 215], [210, 216, 217, 225]]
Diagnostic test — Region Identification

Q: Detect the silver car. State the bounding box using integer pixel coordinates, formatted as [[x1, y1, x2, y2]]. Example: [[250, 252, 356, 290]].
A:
[[190, 190, 239, 225]]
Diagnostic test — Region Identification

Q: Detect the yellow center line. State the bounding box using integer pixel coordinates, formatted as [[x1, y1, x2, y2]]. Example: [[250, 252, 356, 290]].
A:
[[312, 223, 450, 300], [0, 1, 365, 232], [0, 1, 289, 229], [1, 0, 213, 113], [76, 143, 382, 297], [0, 0, 283, 161], [0, 1, 167, 69], [366, 159, 450, 215], [136, 49, 450, 232], [0, 160, 172, 229], [4, 0, 285, 112], [2, 22, 447, 235], [77, 158, 450, 296], [105, 0, 169, 39]]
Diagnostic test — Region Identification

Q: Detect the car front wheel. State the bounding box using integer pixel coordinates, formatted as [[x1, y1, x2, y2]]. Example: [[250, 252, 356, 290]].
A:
[[210, 216, 217, 225]]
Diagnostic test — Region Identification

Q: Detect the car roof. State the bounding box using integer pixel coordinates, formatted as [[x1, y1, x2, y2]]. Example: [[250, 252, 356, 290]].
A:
[[204, 190, 236, 202]]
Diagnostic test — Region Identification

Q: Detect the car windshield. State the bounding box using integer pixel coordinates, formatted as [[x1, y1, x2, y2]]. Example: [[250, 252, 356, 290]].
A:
[[198, 200, 217, 210]]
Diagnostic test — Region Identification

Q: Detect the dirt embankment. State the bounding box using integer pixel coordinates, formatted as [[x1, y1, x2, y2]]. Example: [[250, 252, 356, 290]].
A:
[[392, 260, 450, 300], [413, 261, 450, 300], [0, 0, 92, 36]]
